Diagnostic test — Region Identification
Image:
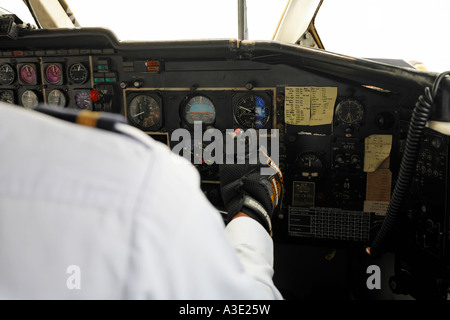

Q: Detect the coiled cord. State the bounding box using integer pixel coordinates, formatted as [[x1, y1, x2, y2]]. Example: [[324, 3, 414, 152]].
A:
[[368, 71, 450, 258]]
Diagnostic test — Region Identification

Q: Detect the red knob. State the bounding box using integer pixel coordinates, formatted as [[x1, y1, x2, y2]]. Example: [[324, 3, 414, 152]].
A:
[[90, 89, 102, 102]]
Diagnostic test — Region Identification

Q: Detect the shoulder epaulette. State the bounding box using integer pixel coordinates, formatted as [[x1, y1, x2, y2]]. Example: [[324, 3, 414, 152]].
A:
[[35, 104, 126, 132], [34, 104, 153, 148]]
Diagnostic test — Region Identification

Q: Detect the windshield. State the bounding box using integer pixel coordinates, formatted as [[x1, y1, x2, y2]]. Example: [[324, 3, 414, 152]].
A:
[[66, 0, 287, 41], [315, 0, 450, 72], [3, 0, 449, 73], [0, 0, 35, 26]]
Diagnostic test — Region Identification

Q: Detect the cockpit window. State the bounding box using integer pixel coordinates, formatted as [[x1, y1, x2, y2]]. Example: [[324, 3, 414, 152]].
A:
[[0, 0, 36, 27], [65, 0, 286, 41], [315, 0, 450, 72]]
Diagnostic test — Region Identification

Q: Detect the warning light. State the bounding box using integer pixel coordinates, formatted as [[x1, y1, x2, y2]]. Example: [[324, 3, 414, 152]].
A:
[[145, 60, 160, 72]]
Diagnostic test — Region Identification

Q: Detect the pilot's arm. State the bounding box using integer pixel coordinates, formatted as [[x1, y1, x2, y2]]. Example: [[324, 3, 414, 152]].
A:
[[220, 151, 285, 300], [122, 129, 284, 299]]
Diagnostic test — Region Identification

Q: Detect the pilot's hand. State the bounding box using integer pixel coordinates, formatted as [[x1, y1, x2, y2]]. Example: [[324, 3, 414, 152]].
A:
[[219, 146, 284, 235]]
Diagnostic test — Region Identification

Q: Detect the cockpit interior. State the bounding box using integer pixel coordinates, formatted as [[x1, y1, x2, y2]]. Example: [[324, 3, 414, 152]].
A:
[[1, 0, 450, 300]]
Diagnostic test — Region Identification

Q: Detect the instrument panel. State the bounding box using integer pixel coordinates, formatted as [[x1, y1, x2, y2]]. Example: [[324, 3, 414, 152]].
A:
[[0, 39, 418, 229], [0, 43, 402, 242], [0, 57, 93, 110], [0, 29, 445, 247]]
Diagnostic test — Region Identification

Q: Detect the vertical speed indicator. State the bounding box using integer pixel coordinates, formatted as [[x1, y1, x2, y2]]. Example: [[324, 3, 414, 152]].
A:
[[0, 64, 15, 85], [68, 63, 89, 84]]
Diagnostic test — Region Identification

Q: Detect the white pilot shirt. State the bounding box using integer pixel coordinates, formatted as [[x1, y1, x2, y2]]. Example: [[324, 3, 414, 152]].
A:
[[0, 103, 283, 300]]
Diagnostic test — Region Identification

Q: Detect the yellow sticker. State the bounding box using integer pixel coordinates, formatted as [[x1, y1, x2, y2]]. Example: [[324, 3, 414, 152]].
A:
[[310, 87, 338, 126], [366, 168, 392, 202], [364, 200, 389, 216], [363, 135, 392, 172], [284, 86, 338, 126], [285, 87, 310, 125]]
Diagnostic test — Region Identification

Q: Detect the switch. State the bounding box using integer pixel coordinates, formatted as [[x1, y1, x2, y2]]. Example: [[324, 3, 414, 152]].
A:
[[90, 89, 102, 102]]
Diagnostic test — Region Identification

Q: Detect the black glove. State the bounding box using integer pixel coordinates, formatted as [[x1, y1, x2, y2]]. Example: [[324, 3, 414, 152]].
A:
[[219, 133, 283, 235]]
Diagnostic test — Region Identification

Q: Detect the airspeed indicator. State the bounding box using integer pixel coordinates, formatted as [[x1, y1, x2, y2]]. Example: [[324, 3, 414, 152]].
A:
[[128, 94, 162, 130]]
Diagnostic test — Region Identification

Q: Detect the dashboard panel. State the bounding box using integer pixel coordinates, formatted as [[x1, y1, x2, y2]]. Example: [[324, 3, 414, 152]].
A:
[[1, 28, 449, 299], [0, 34, 404, 229]]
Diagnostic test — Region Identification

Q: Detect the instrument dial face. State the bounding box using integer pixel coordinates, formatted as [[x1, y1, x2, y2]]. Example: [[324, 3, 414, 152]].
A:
[[234, 94, 270, 129], [0, 64, 15, 85], [183, 95, 215, 125], [178, 140, 215, 166], [298, 153, 324, 179], [47, 89, 66, 107], [68, 63, 88, 84], [21, 90, 39, 109], [335, 99, 364, 125], [19, 64, 37, 85], [74, 90, 93, 110], [0, 90, 14, 104], [128, 94, 161, 129], [45, 63, 63, 85]]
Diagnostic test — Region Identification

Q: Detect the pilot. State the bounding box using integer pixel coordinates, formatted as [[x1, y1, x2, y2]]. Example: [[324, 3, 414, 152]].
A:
[[0, 101, 283, 300]]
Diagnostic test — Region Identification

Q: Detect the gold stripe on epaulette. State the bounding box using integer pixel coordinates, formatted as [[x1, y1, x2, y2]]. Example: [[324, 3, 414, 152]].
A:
[[76, 110, 101, 128]]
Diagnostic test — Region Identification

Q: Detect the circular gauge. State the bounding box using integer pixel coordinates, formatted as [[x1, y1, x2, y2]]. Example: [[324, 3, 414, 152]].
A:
[[21, 90, 39, 109], [335, 98, 364, 125], [68, 63, 88, 84], [0, 64, 15, 85], [74, 90, 93, 110], [45, 64, 63, 85], [234, 94, 270, 129], [298, 153, 324, 179], [47, 89, 66, 107], [182, 95, 215, 125], [19, 64, 37, 84], [128, 94, 161, 129], [179, 140, 215, 165], [0, 90, 14, 104]]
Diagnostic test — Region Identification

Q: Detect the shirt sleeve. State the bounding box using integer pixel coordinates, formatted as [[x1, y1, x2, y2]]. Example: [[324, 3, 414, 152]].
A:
[[162, 198, 283, 300], [225, 216, 283, 300]]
